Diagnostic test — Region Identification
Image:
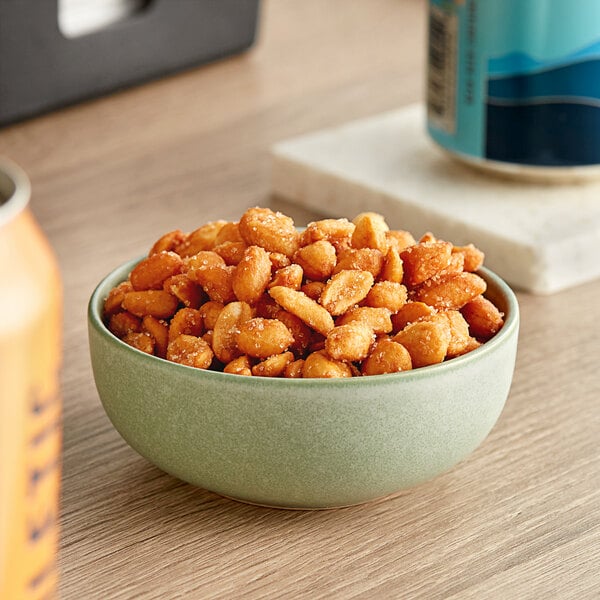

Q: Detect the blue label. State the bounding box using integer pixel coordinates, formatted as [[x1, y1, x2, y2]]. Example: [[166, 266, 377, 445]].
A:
[[427, 0, 600, 166]]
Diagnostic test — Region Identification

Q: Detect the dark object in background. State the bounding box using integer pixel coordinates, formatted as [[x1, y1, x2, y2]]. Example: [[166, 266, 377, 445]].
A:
[[0, 0, 260, 127]]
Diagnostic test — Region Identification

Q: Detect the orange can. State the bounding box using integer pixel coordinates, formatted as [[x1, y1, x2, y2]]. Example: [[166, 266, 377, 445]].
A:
[[0, 158, 62, 599]]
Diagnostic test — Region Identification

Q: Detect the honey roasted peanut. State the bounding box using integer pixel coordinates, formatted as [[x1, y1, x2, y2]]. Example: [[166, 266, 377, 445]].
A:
[[103, 281, 133, 316], [167, 334, 213, 369], [269, 264, 304, 291], [224, 355, 253, 376], [364, 281, 407, 312], [379, 247, 404, 283], [239, 207, 299, 257], [190, 264, 236, 304], [284, 359, 305, 379], [391, 302, 436, 332], [168, 308, 204, 342], [333, 248, 383, 278], [336, 306, 393, 335], [361, 338, 412, 376], [213, 241, 247, 266], [269, 286, 334, 336], [400, 241, 453, 287], [123, 332, 155, 355], [294, 241, 337, 281], [415, 272, 487, 310], [461, 295, 504, 340], [252, 351, 294, 377], [351, 212, 389, 253], [149, 229, 187, 256], [175, 221, 227, 257], [453, 244, 485, 272], [130, 251, 183, 291], [236, 318, 294, 358], [163, 274, 205, 309], [301, 218, 355, 249], [232, 245, 272, 304], [302, 350, 353, 378], [325, 322, 375, 362], [320, 270, 374, 316], [392, 320, 451, 368], [103, 207, 504, 377], [122, 290, 179, 319], [142, 315, 169, 358], [212, 301, 253, 363], [109, 311, 141, 338]]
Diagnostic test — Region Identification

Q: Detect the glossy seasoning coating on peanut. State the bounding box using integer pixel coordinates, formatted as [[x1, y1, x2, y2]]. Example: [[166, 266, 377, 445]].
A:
[[103, 207, 504, 377]]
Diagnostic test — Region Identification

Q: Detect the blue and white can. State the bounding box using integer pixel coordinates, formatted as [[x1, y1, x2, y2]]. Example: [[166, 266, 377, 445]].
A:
[[427, 0, 600, 180]]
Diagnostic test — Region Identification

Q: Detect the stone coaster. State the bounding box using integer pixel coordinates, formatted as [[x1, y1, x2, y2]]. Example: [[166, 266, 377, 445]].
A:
[[271, 103, 600, 294]]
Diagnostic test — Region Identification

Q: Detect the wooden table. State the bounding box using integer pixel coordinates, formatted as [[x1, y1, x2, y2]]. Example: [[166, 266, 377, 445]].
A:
[[2, 1, 599, 597]]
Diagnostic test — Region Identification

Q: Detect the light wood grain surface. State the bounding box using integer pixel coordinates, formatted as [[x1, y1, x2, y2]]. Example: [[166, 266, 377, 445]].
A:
[[1, 1, 599, 598]]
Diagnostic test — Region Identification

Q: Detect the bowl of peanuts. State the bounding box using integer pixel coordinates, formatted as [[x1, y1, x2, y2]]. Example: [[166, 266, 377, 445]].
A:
[[88, 207, 519, 509]]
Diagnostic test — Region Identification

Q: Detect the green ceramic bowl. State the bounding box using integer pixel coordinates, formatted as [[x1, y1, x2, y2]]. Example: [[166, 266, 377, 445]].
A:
[[88, 258, 519, 509]]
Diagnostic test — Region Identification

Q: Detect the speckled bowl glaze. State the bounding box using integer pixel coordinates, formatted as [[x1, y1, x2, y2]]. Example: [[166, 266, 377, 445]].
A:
[[88, 258, 519, 509]]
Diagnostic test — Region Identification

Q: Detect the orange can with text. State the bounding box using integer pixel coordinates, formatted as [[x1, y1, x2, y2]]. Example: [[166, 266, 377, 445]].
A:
[[0, 158, 62, 599]]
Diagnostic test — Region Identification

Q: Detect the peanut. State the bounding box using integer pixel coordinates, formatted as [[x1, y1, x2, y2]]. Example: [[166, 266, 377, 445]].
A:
[[108, 311, 141, 338], [212, 301, 253, 363], [361, 338, 412, 375], [416, 272, 487, 310], [392, 320, 451, 368], [224, 355, 253, 376], [213, 221, 244, 246], [233, 245, 272, 304], [213, 241, 247, 266], [385, 229, 416, 252], [365, 281, 407, 312], [400, 241, 453, 286], [336, 306, 393, 335], [142, 315, 169, 358], [333, 248, 383, 278], [300, 280, 326, 300], [167, 334, 213, 369], [237, 318, 294, 359], [294, 241, 337, 281], [351, 212, 389, 253], [175, 221, 227, 257], [252, 352, 294, 377], [320, 270, 374, 316], [168, 308, 204, 342], [163, 274, 205, 309], [284, 359, 305, 378], [198, 301, 224, 330], [391, 301, 436, 332], [103, 281, 133, 316], [149, 229, 187, 256], [239, 207, 299, 257], [302, 350, 353, 378], [130, 251, 183, 291], [269, 264, 304, 290], [301, 218, 355, 249], [461, 295, 504, 340], [122, 332, 155, 355], [122, 290, 179, 319], [453, 244, 485, 272], [379, 247, 404, 283], [269, 286, 334, 336], [325, 322, 374, 362]]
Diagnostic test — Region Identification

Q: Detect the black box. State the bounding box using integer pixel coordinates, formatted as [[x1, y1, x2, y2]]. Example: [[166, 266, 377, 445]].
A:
[[0, 0, 260, 126]]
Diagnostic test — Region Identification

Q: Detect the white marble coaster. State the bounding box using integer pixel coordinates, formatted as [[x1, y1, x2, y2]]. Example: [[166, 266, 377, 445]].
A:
[[271, 103, 600, 294]]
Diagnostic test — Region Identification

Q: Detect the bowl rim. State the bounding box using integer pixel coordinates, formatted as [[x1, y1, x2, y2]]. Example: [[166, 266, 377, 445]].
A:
[[88, 256, 519, 387]]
